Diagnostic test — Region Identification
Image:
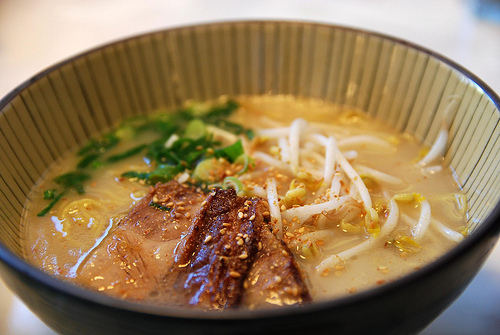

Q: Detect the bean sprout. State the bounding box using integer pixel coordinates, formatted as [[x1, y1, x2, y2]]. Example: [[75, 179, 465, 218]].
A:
[[431, 218, 464, 242], [266, 178, 283, 239], [354, 164, 406, 186], [411, 199, 432, 241], [317, 198, 399, 272], [418, 96, 460, 166], [289, 118, 309, 174], [281, 195, 352, 223]]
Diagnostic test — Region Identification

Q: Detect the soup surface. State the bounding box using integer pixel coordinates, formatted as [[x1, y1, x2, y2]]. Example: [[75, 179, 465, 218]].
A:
[[23, 95, 467, 309]]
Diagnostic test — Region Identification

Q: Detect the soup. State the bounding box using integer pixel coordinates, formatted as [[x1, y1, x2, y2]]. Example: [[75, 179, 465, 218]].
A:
[[23, 95, 467, 309]]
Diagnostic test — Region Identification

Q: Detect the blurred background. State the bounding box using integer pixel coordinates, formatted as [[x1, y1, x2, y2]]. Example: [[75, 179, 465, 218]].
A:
[[0, 0, 499, 334]]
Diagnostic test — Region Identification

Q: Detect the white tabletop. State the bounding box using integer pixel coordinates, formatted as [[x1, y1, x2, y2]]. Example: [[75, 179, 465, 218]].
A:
[[0, 1, 499, 334]]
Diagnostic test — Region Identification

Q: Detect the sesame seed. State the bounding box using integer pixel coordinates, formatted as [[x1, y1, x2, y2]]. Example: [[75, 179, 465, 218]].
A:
[[238, 212, 244, 219], [229, 271, 241, 278], [204, 235, 212, 243], [220, 228, 227, 235], [249, 214, 256, 221], [281, 250, 289, 257], [275, 276, 282, 283], [238, 252, 248, 259], [262, 211, 270, 216], [258, 242, 262, 250], [223, 223, 231, 227], [280, 205, 287, 211], [237, 239, 244, 246]]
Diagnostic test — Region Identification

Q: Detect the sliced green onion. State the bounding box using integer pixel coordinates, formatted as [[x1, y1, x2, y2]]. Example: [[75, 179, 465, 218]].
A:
[[192, 158, 219, 181], [183, 119, 207, 139], [222, 176, 245, 196], [234, 154, 253, 175]]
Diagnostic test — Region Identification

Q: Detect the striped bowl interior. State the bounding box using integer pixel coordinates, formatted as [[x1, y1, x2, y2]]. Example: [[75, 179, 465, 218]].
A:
[[0, 21, 499, 260]]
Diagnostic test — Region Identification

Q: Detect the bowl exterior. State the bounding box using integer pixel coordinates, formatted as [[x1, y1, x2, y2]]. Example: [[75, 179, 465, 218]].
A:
[[0, 21, 499, 335]]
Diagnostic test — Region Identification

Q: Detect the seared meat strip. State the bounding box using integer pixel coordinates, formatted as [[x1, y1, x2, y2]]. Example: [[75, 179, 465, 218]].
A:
[[242, 226, 312, 308], [171, 188, 265, 309], [171, 188, 311, 309]]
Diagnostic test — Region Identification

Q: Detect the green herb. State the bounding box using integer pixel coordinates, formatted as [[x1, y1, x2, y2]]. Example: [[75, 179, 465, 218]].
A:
[[38, 99, 252, 216], [147, 164, 184, 184], [106, 144, 147, 163], [214, 139, 244, 163], [121, 171, 150, 182], [53, 171, 91, 194], [42, 189, 57, 200], [203, 99, 239, 119], [77, 153, 101, 169], [149, 202, 172, 211], [37, 191, 65, 217], [78, 133, 119, 156]]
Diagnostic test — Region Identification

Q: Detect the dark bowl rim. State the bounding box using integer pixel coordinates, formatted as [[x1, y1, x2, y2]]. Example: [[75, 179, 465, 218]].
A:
[[0, 19, 500, 321]]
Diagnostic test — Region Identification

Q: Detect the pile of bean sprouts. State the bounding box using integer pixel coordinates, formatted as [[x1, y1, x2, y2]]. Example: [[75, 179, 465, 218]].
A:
[[235, 104, 465, 273]]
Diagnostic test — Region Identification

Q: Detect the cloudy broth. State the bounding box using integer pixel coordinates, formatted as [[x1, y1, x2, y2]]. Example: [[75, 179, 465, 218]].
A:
[[23, 95, 467, 306]]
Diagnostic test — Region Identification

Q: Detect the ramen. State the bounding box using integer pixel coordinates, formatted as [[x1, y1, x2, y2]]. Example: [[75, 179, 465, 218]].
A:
[[23, 95, 467, 309]]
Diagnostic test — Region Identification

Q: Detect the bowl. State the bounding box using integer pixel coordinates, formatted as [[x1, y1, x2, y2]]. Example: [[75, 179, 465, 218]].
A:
[[0, 21, 499, 335]]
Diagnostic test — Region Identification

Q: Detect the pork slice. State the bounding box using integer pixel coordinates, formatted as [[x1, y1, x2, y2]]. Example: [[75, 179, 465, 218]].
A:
[[76, 181, 311, 309], [76, 181, 205, 300], [170, 188, 311, 310], [242, 226, 312, 308], [119, 180, 206, 241], [170, 188, 265, 309]]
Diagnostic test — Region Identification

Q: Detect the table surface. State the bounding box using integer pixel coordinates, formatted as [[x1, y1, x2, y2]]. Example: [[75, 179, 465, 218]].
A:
[[0, 1, 499, 334]]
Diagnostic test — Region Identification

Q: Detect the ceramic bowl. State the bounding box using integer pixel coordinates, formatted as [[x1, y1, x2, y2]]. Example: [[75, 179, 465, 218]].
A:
[[0, 21, 499, 335]]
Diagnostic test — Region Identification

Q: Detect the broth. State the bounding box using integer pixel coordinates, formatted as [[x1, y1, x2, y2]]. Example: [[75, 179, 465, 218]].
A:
[[23, 95, 466, 308]]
